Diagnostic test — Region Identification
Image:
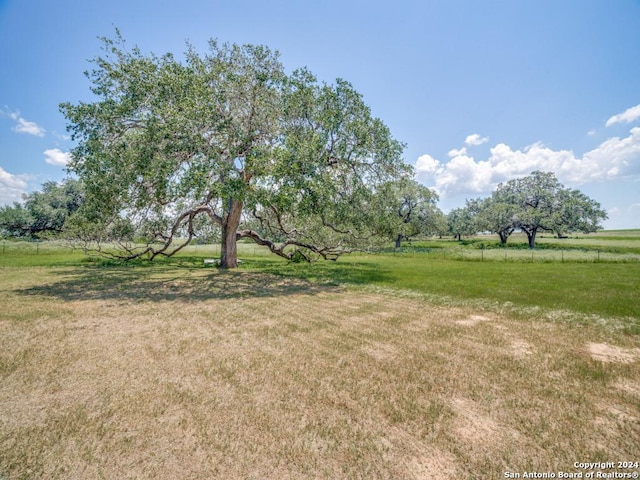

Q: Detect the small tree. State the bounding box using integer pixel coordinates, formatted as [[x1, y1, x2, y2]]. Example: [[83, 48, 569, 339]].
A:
[[433, 209, 449, 239], [380, 178, 442, 248], [447, 207, 476, 241]]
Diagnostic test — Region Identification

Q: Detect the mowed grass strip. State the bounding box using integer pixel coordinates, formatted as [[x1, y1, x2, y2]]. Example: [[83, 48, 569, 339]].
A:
[[361, 255, 640, 322], [1, 266, 639, 479], [253, 254, 640, 331]]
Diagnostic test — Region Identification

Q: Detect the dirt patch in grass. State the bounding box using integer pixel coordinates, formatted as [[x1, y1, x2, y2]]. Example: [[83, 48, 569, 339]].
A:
[[450, 397, 501, 442], [510, 339, 534, 358], [614, 379, 640, 397], [586, 342, 640, 363], [455, 313, 493, 326], [1, 266, 639, 479]]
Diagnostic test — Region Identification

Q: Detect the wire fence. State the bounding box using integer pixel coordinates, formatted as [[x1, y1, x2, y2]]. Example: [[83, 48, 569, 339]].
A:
[[0, 240, 270, 258], [0, 240, 73, 255], [389, 246, 640, 263], [2, 240, 639, 264]]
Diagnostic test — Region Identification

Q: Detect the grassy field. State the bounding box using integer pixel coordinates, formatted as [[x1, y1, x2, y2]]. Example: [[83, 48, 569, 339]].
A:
[[1, 233, 639, 479]]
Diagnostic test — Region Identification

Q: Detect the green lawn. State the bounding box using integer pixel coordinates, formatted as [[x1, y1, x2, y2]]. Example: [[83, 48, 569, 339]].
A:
[[240, 253, 639, 331], [2, 235, 639, 332]]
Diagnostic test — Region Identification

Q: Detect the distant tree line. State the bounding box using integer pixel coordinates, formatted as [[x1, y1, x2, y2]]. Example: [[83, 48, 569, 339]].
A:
[[0, 171, 606, 252], [446, 171, 608, 248], [0, 179, 83, 239], [0, 177, 447, 249]]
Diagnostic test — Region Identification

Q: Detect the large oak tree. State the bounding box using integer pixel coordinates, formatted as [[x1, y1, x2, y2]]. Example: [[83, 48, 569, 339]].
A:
[[61, 33, 409, 267], [494, 171, 607, 248]]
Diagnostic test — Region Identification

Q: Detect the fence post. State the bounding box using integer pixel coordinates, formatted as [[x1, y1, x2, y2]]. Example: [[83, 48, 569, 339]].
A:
[[561, 249, 564, 263]]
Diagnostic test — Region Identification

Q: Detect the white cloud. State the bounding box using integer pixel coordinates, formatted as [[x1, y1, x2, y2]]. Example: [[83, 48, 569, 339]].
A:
[[606, 104, 640, 127], [13, 117, 46, 136], [415, 154, 441, 174], [440, 154, 494, 194], [4, 109, 45, 137], [415, 127, 640, 198], [448, 147, 467, 157], [465, 133, 489, 146], [43, 148, 71, 166], [0, 167, 28, 204], [581, 127, 640, 180]]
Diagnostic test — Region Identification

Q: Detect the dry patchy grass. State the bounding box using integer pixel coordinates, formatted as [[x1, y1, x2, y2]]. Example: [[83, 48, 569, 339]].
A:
[[1, 266, 639, 479]]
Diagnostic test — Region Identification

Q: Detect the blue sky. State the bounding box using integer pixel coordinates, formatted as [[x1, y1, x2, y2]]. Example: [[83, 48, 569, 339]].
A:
[[1, 0, 639, 228]]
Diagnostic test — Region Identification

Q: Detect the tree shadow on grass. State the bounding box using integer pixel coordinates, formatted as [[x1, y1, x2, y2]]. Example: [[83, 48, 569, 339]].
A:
[[16, 259, 391, 303]]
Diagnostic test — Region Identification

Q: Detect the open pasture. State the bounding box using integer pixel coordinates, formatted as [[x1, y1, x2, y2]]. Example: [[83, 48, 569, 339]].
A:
[[517, 229, 640, 250], [1, 237, 639, 479]]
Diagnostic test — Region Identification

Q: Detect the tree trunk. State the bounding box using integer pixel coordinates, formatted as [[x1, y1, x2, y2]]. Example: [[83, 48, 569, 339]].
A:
[[395, 234, 403, 249], [526, 227, 538, 249], [220, 199, 243, 269], [499, 231, 508, 244]]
